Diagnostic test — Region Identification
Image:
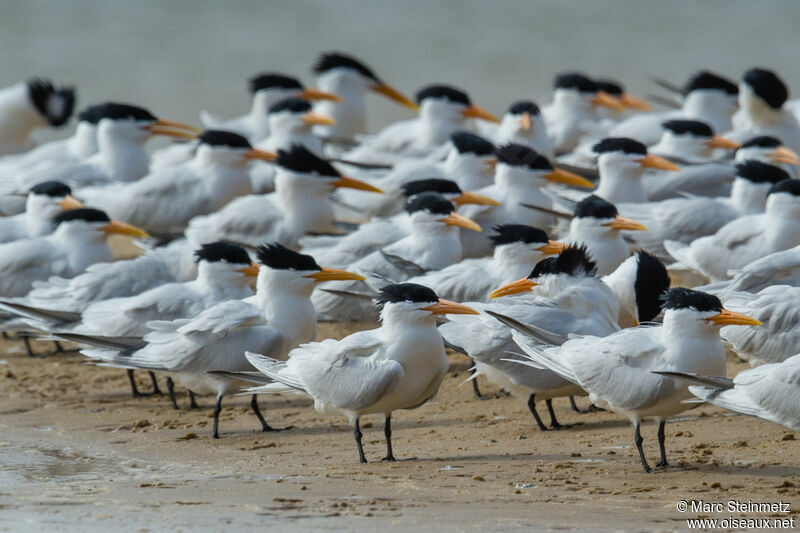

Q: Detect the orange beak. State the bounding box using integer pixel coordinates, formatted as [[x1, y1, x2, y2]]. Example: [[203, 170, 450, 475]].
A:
[[439, 212, 481, 232], [244, 148, 278, 162], [636, 153, 680, 172], [704, 136, 741, 150], [519, 112, 532, 132], [451, 191, 501, 207], [591, 92, 625, 113], [236, 262, 260, 277], [537, 240, 568, 255], [58, 195, 83, 210], [706, 308, 762, 326], [489, 277, 537, 299], [143, 124, 199, 139], [304, 266, 366, 282], [297, 87, 342, 103], [603, 215, 647, 231], [620, 93, 652, 112], [769, 146, 800, 165], [462, 104, 501, 124], [369, 82, 419, 111], [331, 175, 383, 194], [421, 299, 479, 315], [154, 118, 203, 134], [544, 168, 595, 188], [100, 220, 149, 238], [302, 111, 337, 127]]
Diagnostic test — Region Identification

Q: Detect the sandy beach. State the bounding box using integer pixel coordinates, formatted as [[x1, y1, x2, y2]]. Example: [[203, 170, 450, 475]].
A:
[[1, 324, 798, 531]]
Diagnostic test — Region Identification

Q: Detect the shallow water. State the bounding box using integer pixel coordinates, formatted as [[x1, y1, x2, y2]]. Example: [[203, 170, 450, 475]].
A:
[[3, 0, 800, 132]]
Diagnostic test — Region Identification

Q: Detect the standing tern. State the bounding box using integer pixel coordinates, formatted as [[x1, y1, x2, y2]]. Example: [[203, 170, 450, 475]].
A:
[[245, 282, 478, 462], [0, 181, 82, 243], [505, 288, 760, 471], [81, 243, 364, 437], [0, 78, 75, 156], [311, 52, 418, 142], [200, 72, 340, 141], [665, 179, 800, 281]]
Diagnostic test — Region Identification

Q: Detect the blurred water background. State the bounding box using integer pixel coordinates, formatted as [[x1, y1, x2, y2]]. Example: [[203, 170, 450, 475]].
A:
[[2, 0, 800, 136]]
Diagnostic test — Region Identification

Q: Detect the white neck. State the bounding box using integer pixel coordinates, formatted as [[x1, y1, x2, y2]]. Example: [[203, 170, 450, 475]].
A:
[[0, 82, 45, 152], [729, 178, 771, 214]]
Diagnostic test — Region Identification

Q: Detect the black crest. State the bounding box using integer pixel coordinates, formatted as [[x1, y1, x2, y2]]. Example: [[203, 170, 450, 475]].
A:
[[256, 243, 321, 271], [249, 73, 303, 94], [52, 208, 109, 227], [375, 283, 438, 308], [743, 68, 788, 109], [415, 85, 470, 106], [83, 102, 156, 123], [592, 137, 647, 156], [508, 100, 540, 115], [496, 144, 552, 171], [450, 131, 495, 156], [633, 251, 671, 323], [554, 73, 597, 93], [684, 71, 738, 95], [595, 79, 624, 96], [313, 52, 379, 81], [29, 181, 71, 198], [661, 288, 722, 313], [401, 179, 461, 198], [769, 179, 800, 197], [194, 242, 251, 265], [735, 161, 790, 184], [489, 224, 549, 246], [661, 119, 714, 137], [197, 130, 252, 149], [268, 98, 312, 115], [574, 195, 618, 219], [404, 192, 455, 215], [27, 78, 75, 127], [740, 136, 781, 149], [529, 245, 597, 279], [275, 145, 339, 177], [77, 104, 109, 124]]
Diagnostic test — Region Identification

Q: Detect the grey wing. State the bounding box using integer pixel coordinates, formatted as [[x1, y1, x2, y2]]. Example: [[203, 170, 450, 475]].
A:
[[186, 195, 283, 249], [0, 239, 64, 297]]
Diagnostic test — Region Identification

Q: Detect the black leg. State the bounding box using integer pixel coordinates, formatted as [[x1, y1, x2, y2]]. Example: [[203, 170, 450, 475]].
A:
[[149, 371, 162, 395], [546, 399, 567, 430], [23, 336, 36, 357], [2, 331, 9, 340], [569, 395, 582, 413], [166, 377, 179, 410], [212, 394, 223, 439], [127, 369, 143, 398], [656, 420, 669, 468], [527, 394, 549, 432], [354, 417, 367, 463], [250, 394, 292, 432], [382, 415, 396, 461], [53, 341, 65, 353], [470, 359, 493, 400], [634, 421, 651, 473], [189, 391, 199, 409]]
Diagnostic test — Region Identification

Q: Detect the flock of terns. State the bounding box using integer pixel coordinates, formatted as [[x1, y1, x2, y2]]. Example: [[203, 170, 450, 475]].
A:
[[0, 52, 799, 473]]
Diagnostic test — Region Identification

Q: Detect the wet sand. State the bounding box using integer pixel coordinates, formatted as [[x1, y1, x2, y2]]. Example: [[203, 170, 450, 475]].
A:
[[1, 325, 799, 532]]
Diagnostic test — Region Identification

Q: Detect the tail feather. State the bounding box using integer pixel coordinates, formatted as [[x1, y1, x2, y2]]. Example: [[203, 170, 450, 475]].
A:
[[55, 332, 145, 351], [244, 351, 306, 392], [0, 300, 80, 325], [206, 370, 271, 385], [485, 310, 566, 346], [506, 330, 579, 384], [687, 386, 761, 418], [82, 348, 168, 371], [652, 370, 734, 389]]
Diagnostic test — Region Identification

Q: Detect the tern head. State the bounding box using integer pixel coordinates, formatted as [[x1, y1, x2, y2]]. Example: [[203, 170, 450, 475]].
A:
[[661, 288, 761, 333], [571, 195, 646, 239], [51, 208, 148, 241], [256, 243, 364, 296], [489, 224, 567, 265], [735, 160, 791, 186], [737, 136, 800, 166], [658, 120, 740, 158], [489, 245, 597, 298], [400, 178, 500, 207], [681, 70, 739, 119], [313, 52, 417, 111], [375, 282, 477, 325], [501, 100, 543, 134], [27, 181, 82, 218], [765, 179, 800, 218], [593, 137, 680, 174], [275, 145, 382, 195], [249, 72, 341, 104], [194, 241, 258, 286], [416, 84, 499, 124], [27, 78, 75, 127], [604, 250, 671, 327], [267, 98, 336, 132], [91, 102, 200, 143], [595, 79, 651, 112], [403, 191, 481, 233], [740, 67, 788, 113], [448, 131, 497, 175], [684, 71, 739, 97], [553, 73, 624, 113], [496, 144, 594, 189], [195, 130, 276, 167]]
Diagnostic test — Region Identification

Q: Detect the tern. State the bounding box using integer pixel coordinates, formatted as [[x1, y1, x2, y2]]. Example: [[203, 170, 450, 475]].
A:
[[0, 181, 82, 243], [478, 100, 552, 157], [697, 244, 800, 295], [505, 288, 760, 472], [245, 282, 478, 462], [0, 78, 75, 156]]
